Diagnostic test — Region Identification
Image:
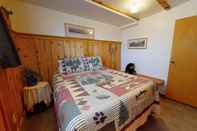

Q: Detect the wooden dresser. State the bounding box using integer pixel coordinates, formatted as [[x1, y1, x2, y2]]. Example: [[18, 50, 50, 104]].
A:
[[0, 67, 24, 131], [0, 7, 24, 131]]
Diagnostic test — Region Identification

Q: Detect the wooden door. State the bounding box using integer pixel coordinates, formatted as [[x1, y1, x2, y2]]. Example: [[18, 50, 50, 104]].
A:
[[166, 16, 197, 107], [110, 43, 121, 70]]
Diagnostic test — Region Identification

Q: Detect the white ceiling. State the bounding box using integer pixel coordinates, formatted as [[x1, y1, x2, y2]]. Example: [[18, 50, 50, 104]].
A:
[[96, 0, 189, 18], [19, 0, 189, 27]]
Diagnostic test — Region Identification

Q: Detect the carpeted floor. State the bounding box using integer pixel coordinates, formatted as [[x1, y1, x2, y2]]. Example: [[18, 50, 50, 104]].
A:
[[22, 98, 197, 131]]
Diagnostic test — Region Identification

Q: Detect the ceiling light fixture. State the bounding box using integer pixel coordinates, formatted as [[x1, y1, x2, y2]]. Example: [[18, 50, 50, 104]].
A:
[[129, 0, 142, 13], [89, 31, 93, 34]]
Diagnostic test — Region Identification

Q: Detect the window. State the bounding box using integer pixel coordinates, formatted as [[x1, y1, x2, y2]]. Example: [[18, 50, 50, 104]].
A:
[[65, 23, 94, 39]]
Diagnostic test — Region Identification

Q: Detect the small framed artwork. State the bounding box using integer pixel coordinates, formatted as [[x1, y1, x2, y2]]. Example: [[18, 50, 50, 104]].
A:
[[128, 38, 148, 49], [65, 23, 95, 39]]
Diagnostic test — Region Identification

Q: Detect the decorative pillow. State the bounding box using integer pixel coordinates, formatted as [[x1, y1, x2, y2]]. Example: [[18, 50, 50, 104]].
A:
[[58, 57, 84, 74], [58, 56, 103, 74], [58, 59, 66, 74], [80, 56, 91, 71], [87, 56, 103, 71]]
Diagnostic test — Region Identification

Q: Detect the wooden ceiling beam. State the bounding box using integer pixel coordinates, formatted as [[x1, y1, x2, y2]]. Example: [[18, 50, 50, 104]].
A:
[[85, 0, 139, 21], [156, 0, 171, 10]]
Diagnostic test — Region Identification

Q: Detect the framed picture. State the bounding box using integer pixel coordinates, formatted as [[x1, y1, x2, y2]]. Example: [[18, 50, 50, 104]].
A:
[[128, 38, 148, 49], [65, 23, 94, 39]]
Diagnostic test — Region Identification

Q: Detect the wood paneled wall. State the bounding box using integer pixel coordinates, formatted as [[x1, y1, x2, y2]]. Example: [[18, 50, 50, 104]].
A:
[[13, 32, 121, 83]]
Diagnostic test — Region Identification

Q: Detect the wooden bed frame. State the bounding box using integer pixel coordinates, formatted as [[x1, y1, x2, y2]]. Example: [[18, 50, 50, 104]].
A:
[[54, 103, 159, 131], [124, 103, 160, 131]]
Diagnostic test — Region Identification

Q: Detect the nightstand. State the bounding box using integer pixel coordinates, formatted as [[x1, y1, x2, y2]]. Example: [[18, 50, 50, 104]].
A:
[[23, 81, 52, 113]]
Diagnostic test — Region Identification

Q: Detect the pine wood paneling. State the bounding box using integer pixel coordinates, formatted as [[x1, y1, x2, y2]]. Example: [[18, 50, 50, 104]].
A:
[[13, 32, 121, 83], [115, 43, 121, 70], [51, 40, 65, 73], [14, 37, 39, 74]]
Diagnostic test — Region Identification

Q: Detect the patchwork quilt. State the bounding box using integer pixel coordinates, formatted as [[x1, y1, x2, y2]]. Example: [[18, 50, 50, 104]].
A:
[[53, 69, 159, 131]]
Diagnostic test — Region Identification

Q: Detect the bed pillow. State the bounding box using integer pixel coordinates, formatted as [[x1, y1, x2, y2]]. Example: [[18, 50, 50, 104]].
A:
[[58, 59, 67, 74], [58, 57, 84, 74], [58, 56, 103, 74], [80, 56, 91, 71], [87, 56, 103, 71]]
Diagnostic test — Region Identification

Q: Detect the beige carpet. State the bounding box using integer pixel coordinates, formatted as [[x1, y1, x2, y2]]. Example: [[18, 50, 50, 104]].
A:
[[22, 98, 197, 131]]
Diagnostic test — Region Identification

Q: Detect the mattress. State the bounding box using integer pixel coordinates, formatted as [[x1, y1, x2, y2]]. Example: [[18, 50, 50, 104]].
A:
[[53, 68, 159, 131]]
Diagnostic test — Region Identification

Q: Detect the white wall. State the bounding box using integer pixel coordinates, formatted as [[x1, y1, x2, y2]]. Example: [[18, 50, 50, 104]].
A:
[[122, 0, 197, 93], [3, 0, 121, 41]]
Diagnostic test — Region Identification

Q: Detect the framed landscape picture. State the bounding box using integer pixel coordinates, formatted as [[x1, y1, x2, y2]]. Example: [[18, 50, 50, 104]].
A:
[[128, 38, 148, 49]]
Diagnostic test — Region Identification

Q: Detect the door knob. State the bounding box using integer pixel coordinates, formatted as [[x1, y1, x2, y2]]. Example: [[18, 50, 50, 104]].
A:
[[170, 60, 175, 64]]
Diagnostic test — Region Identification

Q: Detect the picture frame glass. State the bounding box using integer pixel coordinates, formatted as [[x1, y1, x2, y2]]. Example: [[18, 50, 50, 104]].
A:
[[128, 38, 147, 49], [65, 23, 94, 39]]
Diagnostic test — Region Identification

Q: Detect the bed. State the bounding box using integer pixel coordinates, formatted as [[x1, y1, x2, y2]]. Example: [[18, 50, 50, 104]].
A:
[[53, 56, 160, 131]]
